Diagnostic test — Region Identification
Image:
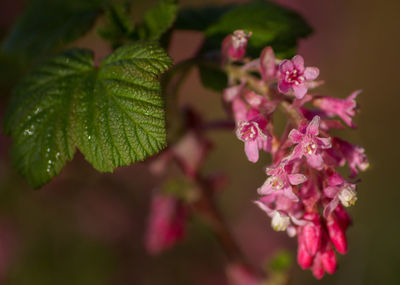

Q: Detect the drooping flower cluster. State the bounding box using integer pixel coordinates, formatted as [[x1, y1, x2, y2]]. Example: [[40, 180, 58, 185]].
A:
[[222, 31, 368, 279]]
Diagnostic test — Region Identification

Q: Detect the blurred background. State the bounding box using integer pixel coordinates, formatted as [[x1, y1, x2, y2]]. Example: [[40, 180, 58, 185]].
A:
[[0, 0, 399, 284]]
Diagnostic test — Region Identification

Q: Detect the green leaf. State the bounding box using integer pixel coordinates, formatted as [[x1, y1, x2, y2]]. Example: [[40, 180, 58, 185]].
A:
[[203, 0, 312, 58], [2, 0, 105, 59], [72, 43, 172, 172], [175, 4, 234, 31], [4, 42, 172, 188], [98, 1, 135, 46], [138, 0, 178, 40], [198, 63, 228, 92]]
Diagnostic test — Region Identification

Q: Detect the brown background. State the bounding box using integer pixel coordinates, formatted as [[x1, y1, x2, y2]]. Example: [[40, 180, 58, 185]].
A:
[[0, 0, 399, 284]]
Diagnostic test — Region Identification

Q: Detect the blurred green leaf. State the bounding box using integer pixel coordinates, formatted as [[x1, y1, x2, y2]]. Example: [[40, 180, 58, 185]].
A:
[[98, 1, 135, 46], [202, 0, 312, 58], [1, 0, 105, 60], [175, 4, 234, 31], [137, 0, 178, 40], [198, 63, 228, 92], [268, 250, 293, 273], [4, 42, 172, 188]]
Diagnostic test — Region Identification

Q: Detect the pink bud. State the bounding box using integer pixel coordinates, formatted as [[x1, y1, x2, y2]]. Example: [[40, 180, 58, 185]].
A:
[[260, 46, 277, 82], [321, 248, 337, 274], [334, 205, 352, 230], [327, 217, 348, 254], [222, 30, 252, 62], [145, 194, 187, 255], [297, 242, 313, 269], [311, 253, 325, 279]]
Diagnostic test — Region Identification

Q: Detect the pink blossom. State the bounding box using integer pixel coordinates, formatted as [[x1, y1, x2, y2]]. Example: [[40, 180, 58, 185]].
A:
[[278, 55, 319, 99], [257, 163, 307, 201], [235, 108, 271, 163], [145, 193, 187, 255], [323, 173, 357, 217], [255, 193, 304, 234], [243, 90, 276, 113], [288, 116, 332, 170], [313, 90, 361, 128], [331, 137, 369, 177], [222, 30, 252, 62]]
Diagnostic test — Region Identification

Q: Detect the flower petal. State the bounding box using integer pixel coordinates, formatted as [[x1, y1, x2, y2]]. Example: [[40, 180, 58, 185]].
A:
[[244, 140, 259, 163], [316, 137, 332, 149], [278, 80, 291, 94], [288, 174, 307, 185], [253, 200, 272, 215], [323, 197, 339, 218], [292, 83, 307, 99], [283, 186, 299, 202], [232, 98, 247, 123], [292, 55, 304, 72], [304, 67, 319, 80], [279, 59, 294, 73], [257, 181, 274, 195], [306, 115, 320, 136], [306, 153, 324, 170], [288, 129, 304, 144]]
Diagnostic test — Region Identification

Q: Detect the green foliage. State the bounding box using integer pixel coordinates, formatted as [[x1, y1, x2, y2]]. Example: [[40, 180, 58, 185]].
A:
[[4, 42, 172, 188], [2, 0, 105, 59], [137, 0, 178, 40], [98, 1, 135, 47], [198, 64, 228, 92], [204, 0, 312, 58], [175, 4, 234, 31]]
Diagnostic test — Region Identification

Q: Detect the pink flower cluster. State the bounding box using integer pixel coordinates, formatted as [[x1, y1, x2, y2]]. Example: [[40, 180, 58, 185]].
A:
[[222, 31, 368, 279]]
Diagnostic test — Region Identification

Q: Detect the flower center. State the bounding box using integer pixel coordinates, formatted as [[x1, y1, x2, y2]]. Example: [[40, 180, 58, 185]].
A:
[[285, 69, 304, 85], [238, 121, 258, 141], [267, 176, 284, 190], [304, 142, 317, 155]]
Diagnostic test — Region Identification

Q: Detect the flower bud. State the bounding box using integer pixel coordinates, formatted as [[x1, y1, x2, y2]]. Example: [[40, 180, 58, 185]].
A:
[[338, 185, 357, 207], [327, 217, 348, 254], [271, 211, 290, 231], [321, 248, 337, 274], [297, 242, 314, 269]]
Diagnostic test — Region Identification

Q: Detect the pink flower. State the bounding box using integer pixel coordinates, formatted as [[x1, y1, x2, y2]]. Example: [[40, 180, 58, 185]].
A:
[[145, 193, 187, 255], [288, 116, 332, 170], [257, 162, 307, 201], [243, 90, 276, 113], [278, 55, 319, 99], [222, 30, 252, 62], [331, 137, 369, 177], [323, 173, 357, 218], [313, 90, 361, 128], [254, 193, 305, 234], [235, 108, 271, 163], [259, 46, 277, 82]]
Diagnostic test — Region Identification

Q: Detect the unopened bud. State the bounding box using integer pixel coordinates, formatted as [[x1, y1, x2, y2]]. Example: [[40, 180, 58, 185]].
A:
[[338, 185, 357, 207], [271, 211, 290, 231]]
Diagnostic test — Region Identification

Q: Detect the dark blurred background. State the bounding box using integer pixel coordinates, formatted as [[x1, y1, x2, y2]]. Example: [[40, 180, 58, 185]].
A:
[[0, 0, 399, 284]]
